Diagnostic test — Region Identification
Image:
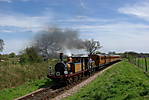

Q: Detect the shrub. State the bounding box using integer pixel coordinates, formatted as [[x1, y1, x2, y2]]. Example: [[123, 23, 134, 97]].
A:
[[19, 47, 43, 64], [9, 52, 16, 58]]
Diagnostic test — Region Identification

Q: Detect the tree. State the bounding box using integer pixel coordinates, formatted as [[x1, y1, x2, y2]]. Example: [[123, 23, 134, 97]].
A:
[[84, 39, 102, 56], [34, 31, 61, 59], [9, 52, 16, 58], [0, 39, 4, 52], [108, 51, 116, 55], [95, 51, 101, 54], [19, 47, 43, 64]]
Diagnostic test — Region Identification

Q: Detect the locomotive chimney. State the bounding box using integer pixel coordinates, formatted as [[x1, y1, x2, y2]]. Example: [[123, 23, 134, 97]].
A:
[[59, 53, 63, 61]]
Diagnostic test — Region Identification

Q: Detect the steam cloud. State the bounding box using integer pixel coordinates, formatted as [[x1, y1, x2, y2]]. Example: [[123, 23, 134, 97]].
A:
[[33, 27, 85, 58]]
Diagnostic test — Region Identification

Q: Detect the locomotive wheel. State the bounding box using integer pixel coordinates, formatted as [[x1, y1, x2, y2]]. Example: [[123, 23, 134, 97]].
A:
[[73, 77, 77, 84], [70, 78, 74, 84], [81, 73, 84, 78], [66, 79, 70, 85], [77, 75, 80, 81], [89, 71, 91, 76]]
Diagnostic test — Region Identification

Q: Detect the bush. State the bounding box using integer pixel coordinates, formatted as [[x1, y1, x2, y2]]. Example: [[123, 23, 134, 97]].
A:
[[19, 47, 43, 64], [9, 52, 16, 58], [0, 58, 58, 90]]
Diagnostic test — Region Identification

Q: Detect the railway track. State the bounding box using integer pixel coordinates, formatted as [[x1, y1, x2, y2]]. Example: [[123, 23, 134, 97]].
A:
[[14, 61, 120, 100], [14, 73, 89, 100], [14, 77, 87, 100]]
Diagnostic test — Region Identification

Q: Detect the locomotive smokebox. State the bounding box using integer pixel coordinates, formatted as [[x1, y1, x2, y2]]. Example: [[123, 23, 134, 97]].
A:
[[59, 53, 63, 61]]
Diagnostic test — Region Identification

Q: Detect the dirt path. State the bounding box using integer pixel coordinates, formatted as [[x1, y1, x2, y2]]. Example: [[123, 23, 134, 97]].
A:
[[52, 62, 119, 100]]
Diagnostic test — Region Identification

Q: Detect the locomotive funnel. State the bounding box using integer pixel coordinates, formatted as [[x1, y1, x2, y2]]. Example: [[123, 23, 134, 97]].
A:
[[60, 53, 63, 61]]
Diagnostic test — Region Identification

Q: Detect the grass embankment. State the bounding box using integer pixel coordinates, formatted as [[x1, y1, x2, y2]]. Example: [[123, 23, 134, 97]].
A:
[[0, 59, 58, 100], [65, 61, 149, 100], [0, 78, 52, 100]]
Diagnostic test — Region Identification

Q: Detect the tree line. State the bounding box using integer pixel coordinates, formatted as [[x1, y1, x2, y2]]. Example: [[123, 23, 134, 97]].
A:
[[0, 27, 102, 64]]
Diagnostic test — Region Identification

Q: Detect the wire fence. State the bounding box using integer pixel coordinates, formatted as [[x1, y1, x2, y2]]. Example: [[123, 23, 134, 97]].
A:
[[127, 56, 148, 72]]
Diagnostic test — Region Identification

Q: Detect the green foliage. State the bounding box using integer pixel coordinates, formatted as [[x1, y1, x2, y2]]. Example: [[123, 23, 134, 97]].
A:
[[19, 53, 30, 64], [19, 47, 43, 64], [108, 51, 116, 55], [65, 61, 149, 100], [9, 52, 16, 58], [0, 59, 58, 90], [95, 51, 101, 54]]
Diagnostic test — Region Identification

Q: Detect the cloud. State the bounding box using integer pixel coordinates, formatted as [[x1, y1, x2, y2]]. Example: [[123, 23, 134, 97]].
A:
[[1, 0, 149, 53], [0, 7, 53, 53], [0, 0, 12, 3], [73, 22, 149, 34], [57, 16, 113, 23], [0, 13, 52, 33], [118, 1, 149, 21], [79, 0, 86, 9], [0, 29, 13, 33], [0, 0, 30, 3], [3, 38, 31, 54], [71, 22, 149, 53]]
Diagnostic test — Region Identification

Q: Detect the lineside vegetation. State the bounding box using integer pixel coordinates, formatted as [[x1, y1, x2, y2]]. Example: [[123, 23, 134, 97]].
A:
[[0, 58, 57, 90]]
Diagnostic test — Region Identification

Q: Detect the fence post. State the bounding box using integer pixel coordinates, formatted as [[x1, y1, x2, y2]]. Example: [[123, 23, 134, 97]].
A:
[[138, 58, 140, 67], [133, 57, 135, 64], [135, 57, 137, 65], [144, 57, 148, 72], [141, 58, 143, 69]]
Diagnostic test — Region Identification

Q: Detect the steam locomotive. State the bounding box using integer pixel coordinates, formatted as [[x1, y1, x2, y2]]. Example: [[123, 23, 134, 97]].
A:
[[47, 53, 121, 83]]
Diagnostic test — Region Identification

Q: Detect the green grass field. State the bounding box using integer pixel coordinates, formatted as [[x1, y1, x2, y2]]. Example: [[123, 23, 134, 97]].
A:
[[0, 78, 52, 100], [65, 60, 149, 100]]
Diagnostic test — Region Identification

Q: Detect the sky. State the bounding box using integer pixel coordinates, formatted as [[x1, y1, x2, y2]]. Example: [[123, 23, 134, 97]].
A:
[[0, 0, 149, 54]]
